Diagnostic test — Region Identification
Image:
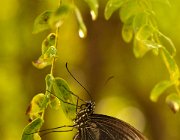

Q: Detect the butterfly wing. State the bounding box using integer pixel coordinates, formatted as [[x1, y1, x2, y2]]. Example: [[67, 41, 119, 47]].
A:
[[74, 114, 147, 140], [89, 114, 147, 140], [73, 127, 97, 140]]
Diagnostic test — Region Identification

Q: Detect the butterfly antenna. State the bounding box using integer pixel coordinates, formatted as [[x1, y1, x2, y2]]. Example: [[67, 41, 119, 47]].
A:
[[104, 75, 114, 86], [65, 63, 93, 101]]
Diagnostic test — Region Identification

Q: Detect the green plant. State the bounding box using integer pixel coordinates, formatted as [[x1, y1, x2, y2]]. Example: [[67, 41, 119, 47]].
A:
[[22, 0, 180, 139], [104, 0, 180, 113]]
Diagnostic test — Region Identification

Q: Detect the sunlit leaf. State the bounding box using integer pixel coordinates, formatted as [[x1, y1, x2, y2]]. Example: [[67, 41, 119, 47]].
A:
[[133, 12, 148, 32], [45, 74, 54, 91], [53, 78, 76, 120], [21, 117, 44, 140], [160, 47, 179, 81], [32, 11, 52, 34], [119, 0, 140, 23], [104, 0, 125, 20], [33, 46, 57, 69], [166, 93, 180, 113], [136, 25, 154, 40], [37, 74, 55, 109], [43, 74, 60, 110], [42, 33, 56, 54], [26, 93, 45, 121], [84, 0, 99, 20], [122, 23, 133, 43], [32, 57, 52, 69], [43, 46, 57, 59], [133, 24, 162, 57], [157, 31, 176, 56], [150, 80, 173, 102], [49, 95, 61, 110], [133, 38, 150, 58], [74, 6, 87, 38], [49, 4, 71, 28]]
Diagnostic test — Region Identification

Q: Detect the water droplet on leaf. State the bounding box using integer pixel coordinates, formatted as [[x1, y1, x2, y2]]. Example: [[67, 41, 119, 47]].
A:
[[90, 10, 97, 21], [79, 29, 85, 38]]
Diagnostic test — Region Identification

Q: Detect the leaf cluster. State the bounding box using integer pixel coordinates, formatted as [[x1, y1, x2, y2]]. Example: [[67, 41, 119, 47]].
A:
[[22, 1, 99, 139], [22, 74, 77, 140], [105, 0, 180, 113]]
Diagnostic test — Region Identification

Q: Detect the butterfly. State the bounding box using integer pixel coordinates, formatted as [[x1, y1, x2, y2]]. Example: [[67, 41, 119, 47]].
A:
[[72, 100, 147, 140], [39, 63, 148, 140]]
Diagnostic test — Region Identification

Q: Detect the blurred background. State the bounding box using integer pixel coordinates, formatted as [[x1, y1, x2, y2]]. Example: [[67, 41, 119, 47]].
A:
[[0, 0, 180, 140]]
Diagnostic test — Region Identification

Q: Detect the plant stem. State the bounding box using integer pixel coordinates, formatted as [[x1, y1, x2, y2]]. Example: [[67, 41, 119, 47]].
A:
[[50, 0, 61, 75]]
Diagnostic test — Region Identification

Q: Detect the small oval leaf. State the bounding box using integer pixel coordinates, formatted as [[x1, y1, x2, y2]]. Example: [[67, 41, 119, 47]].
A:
[[49, 4, 71, 28], [32, 57, 52, 69], [21, 117, 44, 140], [74, 6, 87, 38], [150, 80, 173, 102], [122, 23, 133, 43], [136, 25, 154, 40], [166, 93, 180, 113], [133, 38, 152, 58], [105, 0, 125, 20], [119, 0, 140, 23], [133, 25, 159, 57], [45, 74, 54, 91], [133, 12, 148, 32], [26, 93, 45, 121], [33, 11, 52, 34], [84, 0, 99, 20], [42, 33, 56, 54], [49, 95, 61, 110], [158, 31, 176, 56], [160, 47, 179, 81], [33, 46, 57, 69], [43, 46, 57, 59], [53, 78, 76, 120]]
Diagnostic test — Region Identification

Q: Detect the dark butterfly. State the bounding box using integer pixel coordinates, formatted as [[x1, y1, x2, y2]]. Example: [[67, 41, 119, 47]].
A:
[[72, 100, 147, 140], [40, 63, 148, 140]]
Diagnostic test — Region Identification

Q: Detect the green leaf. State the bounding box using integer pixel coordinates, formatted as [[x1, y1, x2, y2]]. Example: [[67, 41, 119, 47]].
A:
[[53, 78, 76, 120], [133, 25, 158, 57], [49, 4, 71, 28], [136, 25, 154, 40], [33, 11, 52, 34], [133, 39, 150, 58], [122, 23, 133, 43], [105, 0, 125, 20], [157, 31, 176, 56], [49, 95, 61, 110], [37, 74, 55, 109], [32, 46, 57, 69], [150, 80, 173, 102], [45, 74, 54, 91], [42, 33, 56, 54], [133, 12, 148, 32], [43, 46, 57, 59], [21, 117, 44, 140], [166, 93, 180, 113], [84, 0, 99, 20], [26, 93, 45, 121], [119, 0, 140, 23], [160, 47, 179, 81], [74, 6, 87, 38], [33, 33, 57, 69], [32, 57, 52, 69]]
